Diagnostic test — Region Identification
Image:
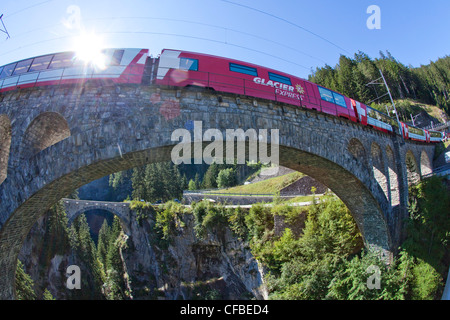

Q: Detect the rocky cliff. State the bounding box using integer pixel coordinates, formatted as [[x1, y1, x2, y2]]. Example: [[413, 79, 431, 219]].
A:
[[18, 206, 267, 300]]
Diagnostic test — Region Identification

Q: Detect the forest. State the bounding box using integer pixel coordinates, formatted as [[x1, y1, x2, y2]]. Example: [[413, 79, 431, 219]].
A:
[[308, 51, 450, 118]]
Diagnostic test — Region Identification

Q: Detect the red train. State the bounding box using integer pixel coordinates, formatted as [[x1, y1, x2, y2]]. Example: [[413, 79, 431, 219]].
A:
[[0, 47, 445, 143], [0, 48, 148, 91]]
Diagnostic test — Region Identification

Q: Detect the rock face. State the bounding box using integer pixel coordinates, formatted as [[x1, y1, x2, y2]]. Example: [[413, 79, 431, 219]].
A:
[[123, 212, 267, 300], [280, 176, 328, 196], [18, 209, 267, 300]]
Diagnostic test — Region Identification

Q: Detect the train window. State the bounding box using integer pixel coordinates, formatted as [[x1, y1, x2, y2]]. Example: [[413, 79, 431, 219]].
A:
[[0, 63, 16, 79], [111, 50, 124, 66], [409, 126, 424, 136], [367, 107, 379, 119], [332, 92, 347, 108], [13, 58, 33, 75], [268, 72, 291, 85], [318, 86, 335, 103], [430, 131, 442, 138], [49, 52, 74, 69], [0, 66, 3, 76], [229, 63, 257, 76], [29, 55, 53, 72], [179, 57, 198, 71]]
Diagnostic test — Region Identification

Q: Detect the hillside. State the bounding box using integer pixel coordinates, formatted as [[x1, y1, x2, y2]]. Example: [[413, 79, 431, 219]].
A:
[[372, 99, 448, 128], [309, 51, 450, 118], [208, 171, 304, 195]]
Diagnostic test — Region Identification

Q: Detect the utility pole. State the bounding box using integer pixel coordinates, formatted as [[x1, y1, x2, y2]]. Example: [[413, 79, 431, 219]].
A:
[[0, 14, 10, 40], [410, 114, 419, 126], [379, 69, 403, 139]]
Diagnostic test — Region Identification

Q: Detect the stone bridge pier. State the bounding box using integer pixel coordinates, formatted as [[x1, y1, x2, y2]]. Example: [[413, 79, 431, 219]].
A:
[[0, 82, 435, 299]]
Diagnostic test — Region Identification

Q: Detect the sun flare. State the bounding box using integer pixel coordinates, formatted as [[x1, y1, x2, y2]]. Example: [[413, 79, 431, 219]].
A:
[[73, 32, 107, 69]]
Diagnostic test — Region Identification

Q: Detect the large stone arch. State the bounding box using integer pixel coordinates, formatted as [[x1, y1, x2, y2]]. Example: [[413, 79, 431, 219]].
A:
[[0, 115, 12, 184], [0, 142, 393, 299], [19, 111, 71, 160]]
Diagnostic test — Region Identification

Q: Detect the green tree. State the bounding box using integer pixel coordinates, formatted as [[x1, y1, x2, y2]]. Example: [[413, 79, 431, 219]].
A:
[[97, 219, 111, 273], [216, 168, 236, 189], [131, 166, 146, 200], [15, 260, 36, 300], [202, 162, 221, 189]]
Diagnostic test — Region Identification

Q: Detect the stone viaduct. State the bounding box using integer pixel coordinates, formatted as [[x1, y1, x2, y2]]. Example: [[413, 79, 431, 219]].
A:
[[62, 198, 132, 234], [0, 81, 435, 299]]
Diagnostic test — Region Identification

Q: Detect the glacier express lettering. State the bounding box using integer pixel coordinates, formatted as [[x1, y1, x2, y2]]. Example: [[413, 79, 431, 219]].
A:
[[253, 77, 294, 92], [253, 77, 301, 99]]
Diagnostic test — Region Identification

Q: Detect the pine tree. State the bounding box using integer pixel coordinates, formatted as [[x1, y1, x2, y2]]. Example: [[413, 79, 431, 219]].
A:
[[202, 162, 220, 189], [131, 166, 146, 200], [15, 260, 36, 300], [104, 216, 126, 299], [97, 219, 111, 273]]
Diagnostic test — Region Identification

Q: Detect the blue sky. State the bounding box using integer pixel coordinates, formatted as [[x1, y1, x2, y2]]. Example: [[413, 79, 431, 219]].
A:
[[1, 0, 449, 79]]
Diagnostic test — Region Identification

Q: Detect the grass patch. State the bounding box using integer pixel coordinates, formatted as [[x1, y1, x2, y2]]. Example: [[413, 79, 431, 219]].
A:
[[207, 172, 304, 195]]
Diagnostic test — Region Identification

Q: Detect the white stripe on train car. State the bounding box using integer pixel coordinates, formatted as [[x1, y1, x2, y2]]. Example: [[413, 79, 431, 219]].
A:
[[157, 50, 182, 80]]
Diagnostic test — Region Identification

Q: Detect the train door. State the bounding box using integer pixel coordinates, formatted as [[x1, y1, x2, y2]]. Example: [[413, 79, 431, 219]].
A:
[[332, 91, 350, 120], [301, 81, 321, 111], [345, 97, 357, 122], [317, 86, 337, 116]]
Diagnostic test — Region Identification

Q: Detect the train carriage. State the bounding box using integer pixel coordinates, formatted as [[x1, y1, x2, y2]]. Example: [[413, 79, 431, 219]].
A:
[[0, 48, 148, 92], [155, 49, 358, 122]]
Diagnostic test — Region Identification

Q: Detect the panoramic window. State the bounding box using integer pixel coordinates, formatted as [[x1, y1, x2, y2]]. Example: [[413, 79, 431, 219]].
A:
[[430, 131, 442, 138], [12, 59, 33, 75], [28, 55, 53, 72], [318, 86, 335, 103], [179, 57, 198, 71], [110, 50, 125, 66], [268, 72, 292, 85], [229, 63, 258, 76], [332, 92, 347, 108], [49, 52, 75, 69], [0, 63, 16, 79]]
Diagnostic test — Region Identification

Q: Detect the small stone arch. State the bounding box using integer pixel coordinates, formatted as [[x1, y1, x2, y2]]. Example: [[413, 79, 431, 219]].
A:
[[420, 150, 432, 177], [348, 138, 368, 168], [386, 146, 400, 206], [371, 142, 388, 199], [20, 112, 71, 159], [67, 205, 131, 235], [405, 150, 420, 185], [0, 115, 12, 184]]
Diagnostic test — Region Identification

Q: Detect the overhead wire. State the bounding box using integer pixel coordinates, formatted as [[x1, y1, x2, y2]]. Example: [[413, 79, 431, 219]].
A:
[[0, 2, 339, 72], [2, 0, 54, 19], [218, 0, 352, 55]]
